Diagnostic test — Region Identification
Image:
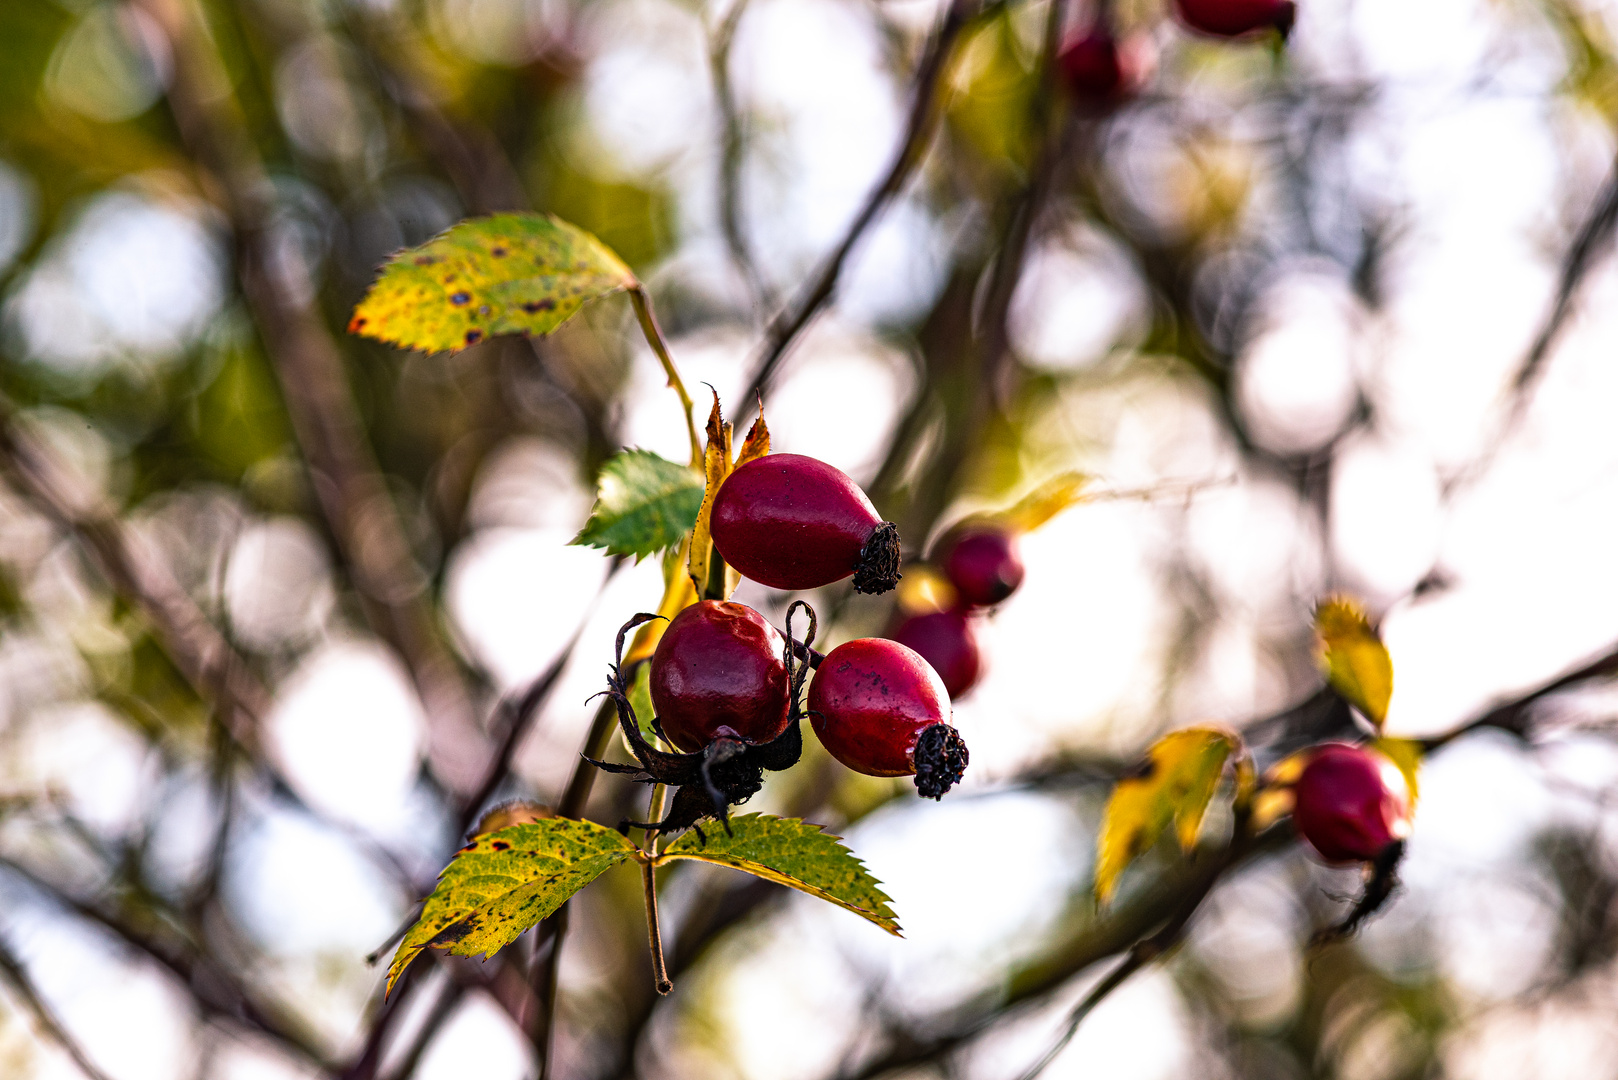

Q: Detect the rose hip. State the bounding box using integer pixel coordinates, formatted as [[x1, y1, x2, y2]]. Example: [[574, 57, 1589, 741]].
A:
[[1292, 743, 1412, 864], [888, 609, 982, 699], [1175, 0, 1296, 39], [939, 527, 1025, 608], [710, 454, 901, 594], [650, 600, 791, 753], [808, 638, 969, 798]]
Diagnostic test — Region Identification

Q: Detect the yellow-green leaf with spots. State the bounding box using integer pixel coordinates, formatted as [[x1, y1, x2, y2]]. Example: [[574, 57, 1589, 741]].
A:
[[1316, 596, 1394, 728], [387, 818, 639, 993], [659, 814, 901, 936], [349, 213, 636, 354], [1095, 727, 1238, 903]]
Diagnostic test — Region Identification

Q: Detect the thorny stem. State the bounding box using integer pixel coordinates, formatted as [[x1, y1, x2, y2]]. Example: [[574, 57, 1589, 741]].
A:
[[630, 286, 704, 467], [0, 933, 118, 1080]]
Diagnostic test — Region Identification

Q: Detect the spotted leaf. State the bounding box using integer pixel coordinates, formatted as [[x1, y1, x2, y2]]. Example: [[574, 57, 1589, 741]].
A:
[[659, 814, 901, 936], [387, 819, 639, 993], [349, 213, 636, 354]]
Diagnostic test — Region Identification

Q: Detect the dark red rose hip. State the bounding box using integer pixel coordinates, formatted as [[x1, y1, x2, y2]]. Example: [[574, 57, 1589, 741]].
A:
[[808, 638, 968, 798], [710, 454, 901, 594], [1058, 27, 1128, 105], [939, 527, 1025, 608], [1292, 743, 1412, 864], [889, 609, 982, 699], [649, 600, 791, 753], [1175, 0, 1296, 38]]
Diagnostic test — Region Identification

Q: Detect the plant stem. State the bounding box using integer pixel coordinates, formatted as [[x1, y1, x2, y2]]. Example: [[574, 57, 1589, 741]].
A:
[[641, 858, 674, 996], [629, 286, 703, 467]]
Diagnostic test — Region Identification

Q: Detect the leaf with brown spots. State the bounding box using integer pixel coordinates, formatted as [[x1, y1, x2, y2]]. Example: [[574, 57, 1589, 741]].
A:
[[658, 814, 901, 936], [349, 213, 636, 354], [387, 818, 639, 993], [1094, 727, 1239, 903]]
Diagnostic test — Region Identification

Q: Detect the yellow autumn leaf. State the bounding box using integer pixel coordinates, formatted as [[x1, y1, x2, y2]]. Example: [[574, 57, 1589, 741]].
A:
[[988, 472, 1093, 534], [1371, 736, 1423, 808], [1315, 596, 1394, 728], [1094, 727, 1238, 903]]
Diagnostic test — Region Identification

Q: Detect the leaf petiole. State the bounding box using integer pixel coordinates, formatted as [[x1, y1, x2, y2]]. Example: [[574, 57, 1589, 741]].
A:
[[629, 287, 703, 468]]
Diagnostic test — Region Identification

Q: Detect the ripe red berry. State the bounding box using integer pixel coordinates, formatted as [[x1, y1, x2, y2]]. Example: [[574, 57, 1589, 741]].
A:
[[1292, 743, 1412, 864], [1175, 0, 1295, 38], [808, 638, 969, 798], [711, 454, 901, 594], [888, 609, 982, 699], [1058, 27, 1128, 105], [938, 528, 1025, 608], [649, 600, 791, 753]]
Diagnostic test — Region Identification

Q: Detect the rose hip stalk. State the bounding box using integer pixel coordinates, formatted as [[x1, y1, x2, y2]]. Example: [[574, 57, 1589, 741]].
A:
[[808, 638, 969, 798], [711, 454, 902, 594]]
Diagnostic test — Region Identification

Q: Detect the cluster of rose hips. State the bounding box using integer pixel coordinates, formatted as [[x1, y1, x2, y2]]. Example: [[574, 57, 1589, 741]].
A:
[[591, 454, 968, 838], [884, 525, 1025, 700], [1057, 0, 1297, 108]]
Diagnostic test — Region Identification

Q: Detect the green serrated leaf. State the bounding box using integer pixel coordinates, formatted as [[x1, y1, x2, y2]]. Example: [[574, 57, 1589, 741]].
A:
[[1094, 727, 1238, 903], [349, 213, 636, 354], [387, 819, 639, 993], [573, 449, 705, 560], [660, 814, 901, 936]]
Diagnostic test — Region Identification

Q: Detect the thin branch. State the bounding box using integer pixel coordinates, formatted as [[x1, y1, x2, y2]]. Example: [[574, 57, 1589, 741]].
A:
[[1446, 150, 1618, 494], [629, 288, 704, 467], [130, 0, 485, 793], [0, 855, 337, 1072], [0, 932, 119, 1080], [0, 402, 271, 747], [742, 0, 981, 401], [709, 0, 774, 316]]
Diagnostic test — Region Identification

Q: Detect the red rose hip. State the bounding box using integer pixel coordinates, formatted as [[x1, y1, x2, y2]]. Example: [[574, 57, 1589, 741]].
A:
[[710, 454, 901, 594], [1292, 743, 1412, 864], [649, 600, 791, 753], [1058, 27, 1128, 105], [808, 638, 969, 798], [889, 609, 982, 699], [939, 527, 1025, 608], [1175, 0, 1295, 38]]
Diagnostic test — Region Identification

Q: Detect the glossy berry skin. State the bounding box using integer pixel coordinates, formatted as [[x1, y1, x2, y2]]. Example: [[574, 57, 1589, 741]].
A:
[[939, 528, 1025, 608], [1293, 743, 1412, 864], [649, 601, 790, 753], [809, 638, 968, 798], [1058, 28, 1127, 105], [1175, 0, 1295, 38], [889, 609, 982, 699], [711, 454, 900, 594]]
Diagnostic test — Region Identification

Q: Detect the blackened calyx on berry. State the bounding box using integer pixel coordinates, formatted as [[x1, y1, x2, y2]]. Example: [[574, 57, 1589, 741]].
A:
[[913, 723, 968, 799], [852, 521, 902, 595]]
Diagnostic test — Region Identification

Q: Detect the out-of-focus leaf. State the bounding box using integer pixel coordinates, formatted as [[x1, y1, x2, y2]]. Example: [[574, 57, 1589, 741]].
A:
[[660, 814, 901, 936], [349, 213, 635, 354], [572, 449, 704, 560], [1095, 727, 1238, 903], [688, 394, 733, 600], [990, 471, 1092, 534], [1371, 736, 1423, 808], [387, 819, 638, 993], [1316, 597, 1393, 728]]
